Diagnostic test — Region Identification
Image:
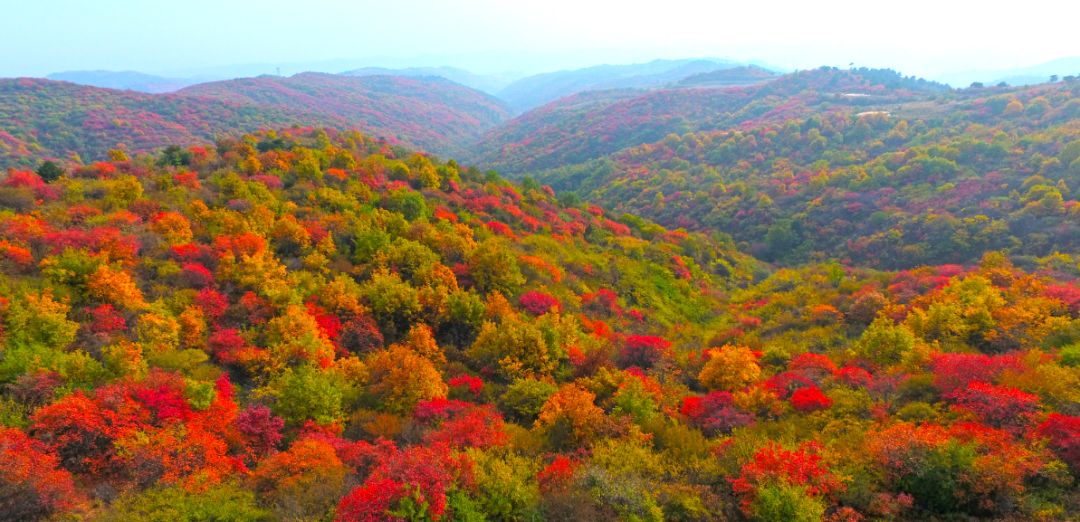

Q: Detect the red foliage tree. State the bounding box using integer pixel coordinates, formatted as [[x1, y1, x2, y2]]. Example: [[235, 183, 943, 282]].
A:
[[208, 328, 247, 364], [729, 441, 843, 516], [519, 290, 560, 316], [43, 227, 140, 262], [181, 262, 214, 287], [235, 405, 285, 459], [195, 288, 230, 324], [789, 353, 838, 383], [414, 399, 507, 449], [2, 170, 60, 200], [170, 243, 215, 265], [8, 372, 63, 408], [134, 384, 194, 424], [790, 386, 833, 412], [1044, 283, 1080, 315], [30, 390, 134, 475], [537, 455, 577, 493], [237, 291, 274, 324], [616, 335, 673, 369], [1037, 413, 1080, 472], [306, 301, 343, 341], [581, 288, 621, 316], [338, 316, 385, 354], [447, 374, 483, 400], [680, 391, 755, 435], [336, 478, 408, 522], [341, 442, 474, 520], [948, 381, 1038, 434], [931, 352, 1024, 395], [485, 220, 515, 238], [0, 428, 85, 519], [88, 303, 126, 335], [834, 366, 873, 388], [0, 240, 34, 270], [765, 371, 815, 399]]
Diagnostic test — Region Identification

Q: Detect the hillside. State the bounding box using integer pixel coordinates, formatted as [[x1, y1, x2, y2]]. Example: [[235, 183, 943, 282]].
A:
[[0, 78, 320, 167], [496, 58, 740, 113], [469, 67, 949, 175], [536, 80, 1080, 268], [0, 127, 1079, 520], [177, 73, 511, 156], [0, 74, 510, 168], [677, 65, 778, 87]]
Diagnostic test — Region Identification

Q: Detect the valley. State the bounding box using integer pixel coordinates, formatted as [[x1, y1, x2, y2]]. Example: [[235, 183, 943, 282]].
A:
[[1, 53, 1079, 521]]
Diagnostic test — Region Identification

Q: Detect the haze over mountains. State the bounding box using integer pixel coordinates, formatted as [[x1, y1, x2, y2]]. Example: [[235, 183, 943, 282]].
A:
[[43, 54, 1080, 96], [4, 35, 1080, 522], [494, 58, 746, 112], [45, 71, 202, 94], [3, 58, 1075, 172], [936, 56, 1080, 88], [3, 58, 763, 164], [342, 66, 517, 96]]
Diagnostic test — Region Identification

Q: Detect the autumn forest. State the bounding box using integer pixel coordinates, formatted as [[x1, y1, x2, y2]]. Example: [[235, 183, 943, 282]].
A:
[[0, 45, 1079, 522]]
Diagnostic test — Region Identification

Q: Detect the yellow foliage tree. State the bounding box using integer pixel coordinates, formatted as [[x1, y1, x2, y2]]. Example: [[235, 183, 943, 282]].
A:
[[150, 212, 194, 246], [400, 323, 446, 366], [86, 265, 145, 309], [177, 306, 207, 350], [535, 383, 605, 448], [698, 345, 761, 392], [136, 311, 180, 353], [366, 345, 447, 414], [264, 305, 337, 369]]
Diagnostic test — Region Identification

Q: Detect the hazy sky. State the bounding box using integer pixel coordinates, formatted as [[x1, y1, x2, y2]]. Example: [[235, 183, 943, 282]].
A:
[[2, 0, 1077, 79]]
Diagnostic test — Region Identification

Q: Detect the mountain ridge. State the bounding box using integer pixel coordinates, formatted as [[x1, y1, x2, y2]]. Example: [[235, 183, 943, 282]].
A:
[[0, 73, 511, 166]]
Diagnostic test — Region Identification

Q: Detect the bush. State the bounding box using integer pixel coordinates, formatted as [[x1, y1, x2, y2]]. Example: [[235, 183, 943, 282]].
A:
[[98, 483, 267, 522]]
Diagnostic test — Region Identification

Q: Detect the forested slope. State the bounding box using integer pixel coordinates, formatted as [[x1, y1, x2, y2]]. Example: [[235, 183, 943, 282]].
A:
[[0, 127, 1078, 520]]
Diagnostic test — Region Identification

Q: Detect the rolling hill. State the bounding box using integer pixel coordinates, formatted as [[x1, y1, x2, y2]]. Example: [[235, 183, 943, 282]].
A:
[[0, 73, 511, 167], [0, 77, 318, 166], [677, 65, 778, 87], [496, 58, 743, 112], [177, 73, 511, 155], [468, 67, 950, 175], [3, 53, 1080, 520], [1, 125, 1079, 521], [534, 80, 1080, 268]]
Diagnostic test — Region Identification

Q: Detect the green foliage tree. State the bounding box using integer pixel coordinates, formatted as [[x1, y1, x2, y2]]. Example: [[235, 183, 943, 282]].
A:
[[94, 484, 268, 522], [35, 161, 64, 183], [468, 238, 525, 295], [268, 365, 349, 426]]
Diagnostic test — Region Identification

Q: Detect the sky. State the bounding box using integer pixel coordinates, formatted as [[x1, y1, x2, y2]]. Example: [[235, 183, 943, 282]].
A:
[[2, 0, 1078, 80]]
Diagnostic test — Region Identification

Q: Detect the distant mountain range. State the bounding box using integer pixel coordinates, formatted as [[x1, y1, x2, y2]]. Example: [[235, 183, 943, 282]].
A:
[[341, 66, 515, 95], [42, 55, 1079, 100], [935, 56, 1080, 87], [45, 70, 201, 93], [43, 58, 765, 112], [7, 58, 1073, 173], [495, 58, 745, 112]]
